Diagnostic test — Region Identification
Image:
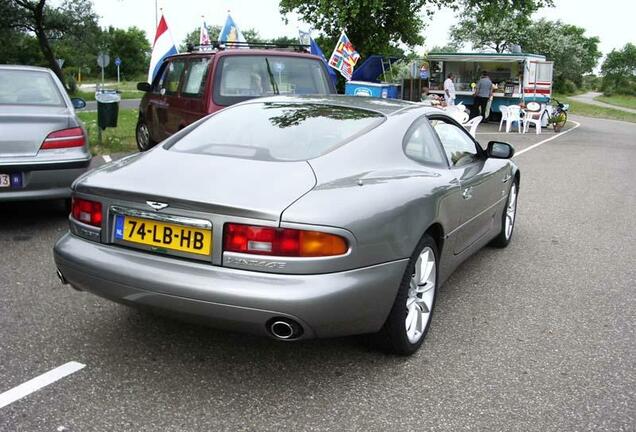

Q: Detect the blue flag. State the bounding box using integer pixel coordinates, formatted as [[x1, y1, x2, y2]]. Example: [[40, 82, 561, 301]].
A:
[[218, 13, 247, 48]]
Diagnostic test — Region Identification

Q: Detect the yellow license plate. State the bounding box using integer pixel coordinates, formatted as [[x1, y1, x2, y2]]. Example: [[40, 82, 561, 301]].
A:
[[114, 215, 212, 256]]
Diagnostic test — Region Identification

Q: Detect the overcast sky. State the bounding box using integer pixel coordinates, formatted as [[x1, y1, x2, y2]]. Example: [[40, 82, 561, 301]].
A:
[[93, 0, 634, 57]]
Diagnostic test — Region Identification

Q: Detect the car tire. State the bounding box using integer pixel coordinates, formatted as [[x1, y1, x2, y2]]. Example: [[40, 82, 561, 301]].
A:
[[136, 116, 156, 152], [490, 180, 518, 248], [372, 233, 439, 356]]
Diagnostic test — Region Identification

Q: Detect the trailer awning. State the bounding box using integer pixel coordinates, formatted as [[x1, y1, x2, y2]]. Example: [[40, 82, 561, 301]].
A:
[[428, 52, 546, 63]]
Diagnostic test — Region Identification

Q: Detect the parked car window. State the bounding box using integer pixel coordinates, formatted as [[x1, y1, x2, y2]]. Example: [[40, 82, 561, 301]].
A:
[[169, 102, 384, 161], [403, 118, 447, 167], [159, 60, 186, 95], [182, 59, 209, 97], [430, 119, 480, 167], [214, 56, 332, 106], [0, 69, 64, 106]]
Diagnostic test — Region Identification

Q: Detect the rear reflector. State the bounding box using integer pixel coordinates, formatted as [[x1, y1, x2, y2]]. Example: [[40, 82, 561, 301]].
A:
[[224, 223, 348, 257], [41, 127, 85, 149], [71, 197, 102, 227]]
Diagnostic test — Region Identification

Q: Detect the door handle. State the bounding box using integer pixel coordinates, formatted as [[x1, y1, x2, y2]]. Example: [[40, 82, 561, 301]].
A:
[[462, 187, 473, 200], [502, 174, 512, 183]]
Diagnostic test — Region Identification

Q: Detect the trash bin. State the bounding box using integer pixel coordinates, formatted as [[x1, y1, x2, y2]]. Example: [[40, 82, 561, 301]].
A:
[[95, 91, 121, 129]]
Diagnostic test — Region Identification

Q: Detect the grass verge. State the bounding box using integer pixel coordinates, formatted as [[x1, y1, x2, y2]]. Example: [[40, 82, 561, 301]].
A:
[[554, 94, 636, 123], [77, 108, 138, 155], [594, 94, 636, 110]]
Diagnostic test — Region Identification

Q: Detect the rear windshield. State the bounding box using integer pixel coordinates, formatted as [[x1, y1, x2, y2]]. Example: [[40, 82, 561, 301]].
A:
[[170, 102, 384, 161], [213, 56, 332, 106], [0, 70, 64, 106]]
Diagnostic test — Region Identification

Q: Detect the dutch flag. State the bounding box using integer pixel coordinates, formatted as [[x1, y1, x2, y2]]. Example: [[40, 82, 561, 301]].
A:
[[147, 15, 178, 84]]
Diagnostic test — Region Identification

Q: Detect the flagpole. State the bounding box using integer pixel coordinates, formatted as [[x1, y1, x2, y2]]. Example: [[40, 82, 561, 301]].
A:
[[154, 0, 158, 28]]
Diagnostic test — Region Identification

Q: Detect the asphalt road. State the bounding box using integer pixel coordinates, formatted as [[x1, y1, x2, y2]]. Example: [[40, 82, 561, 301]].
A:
[[570, 92, 636, 114], [1, 117, 634, 431], [84, 98, 141, 112]]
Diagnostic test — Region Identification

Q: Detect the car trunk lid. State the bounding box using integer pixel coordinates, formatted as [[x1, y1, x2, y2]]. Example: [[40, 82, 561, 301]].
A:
[[73, 147, 317, 221], [0, 105, 71, 158]]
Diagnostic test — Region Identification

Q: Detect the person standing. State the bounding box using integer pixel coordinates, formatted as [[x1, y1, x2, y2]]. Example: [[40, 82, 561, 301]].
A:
[[474, 71, 493, 122], [443, 73, 456, 106]]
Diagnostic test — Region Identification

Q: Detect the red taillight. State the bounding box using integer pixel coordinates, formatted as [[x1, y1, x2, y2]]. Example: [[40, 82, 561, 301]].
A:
[[223, 223, 348, 257], [71, 197, 102, 227], [41, 127, 85, 149]]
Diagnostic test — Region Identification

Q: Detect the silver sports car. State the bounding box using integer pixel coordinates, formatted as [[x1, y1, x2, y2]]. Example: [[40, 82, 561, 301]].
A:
[[0, 65, 90, 202], [54, 95, 519, 355]]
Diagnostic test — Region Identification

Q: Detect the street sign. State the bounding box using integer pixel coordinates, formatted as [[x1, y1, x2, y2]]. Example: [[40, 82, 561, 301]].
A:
[[97, 52, 110, 68], [56, 58, 65, 68], [114, 57, 121, 66]]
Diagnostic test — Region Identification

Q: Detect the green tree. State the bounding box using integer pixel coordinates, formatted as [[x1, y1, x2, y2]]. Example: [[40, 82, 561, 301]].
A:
[[279, 0, 554, 58], [601, 43, 636, 95], [5, 0, 99, 88], [449, 7, 533, 53], [101, 26, 151, 80], [519, 19, 601, 92]]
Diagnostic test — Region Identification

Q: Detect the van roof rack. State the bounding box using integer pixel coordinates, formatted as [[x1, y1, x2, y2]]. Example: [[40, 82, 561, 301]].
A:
[[187, 41, 310, 53]]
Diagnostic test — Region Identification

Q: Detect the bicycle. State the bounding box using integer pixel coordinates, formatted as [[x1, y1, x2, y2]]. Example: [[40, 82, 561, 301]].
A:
[[545, 97, 569, 132]]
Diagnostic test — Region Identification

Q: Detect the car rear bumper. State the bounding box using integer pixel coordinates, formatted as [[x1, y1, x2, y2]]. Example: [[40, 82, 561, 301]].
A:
[[0, 159, 90, 201], [54, 233, 408, 339]]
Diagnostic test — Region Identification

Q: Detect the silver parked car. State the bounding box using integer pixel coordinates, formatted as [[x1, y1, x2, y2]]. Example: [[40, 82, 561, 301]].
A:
[[54, 96, 519, 355], [0, 65, 90, 202]]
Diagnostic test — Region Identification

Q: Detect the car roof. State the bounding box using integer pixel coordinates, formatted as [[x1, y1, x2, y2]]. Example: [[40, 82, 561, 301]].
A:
[[0, 64, 53, 73], [239, 95, 433, 116]]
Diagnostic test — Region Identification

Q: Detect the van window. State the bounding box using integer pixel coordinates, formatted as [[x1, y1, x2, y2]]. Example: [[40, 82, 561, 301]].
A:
[[159, 60, 186, 95], [182, 59, 209, 97], [213, 56, 332, 106]]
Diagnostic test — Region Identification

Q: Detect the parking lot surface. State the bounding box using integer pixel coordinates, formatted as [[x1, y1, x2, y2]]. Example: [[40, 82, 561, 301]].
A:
[[1, 116, 634, 431]]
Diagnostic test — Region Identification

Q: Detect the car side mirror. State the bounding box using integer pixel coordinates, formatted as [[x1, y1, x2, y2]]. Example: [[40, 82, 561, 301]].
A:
[[70, 97, 86, 110], [137, 82, 151, 92], [487, 141, 515, 159]]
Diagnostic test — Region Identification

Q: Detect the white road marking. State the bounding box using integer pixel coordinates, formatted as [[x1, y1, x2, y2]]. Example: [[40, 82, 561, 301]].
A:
[[514, 120, 581, 157], [102, 155, 112, 163], [0, 361, 85, 409]]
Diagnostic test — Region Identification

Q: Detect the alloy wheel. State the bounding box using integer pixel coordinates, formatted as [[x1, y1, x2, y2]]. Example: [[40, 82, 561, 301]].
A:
[[505, 183, 517, 239], [405, 247, 436, 344]]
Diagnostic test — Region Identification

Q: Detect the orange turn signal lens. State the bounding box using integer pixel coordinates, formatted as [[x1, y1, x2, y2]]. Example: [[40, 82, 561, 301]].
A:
[[299, 230, 348, 257]]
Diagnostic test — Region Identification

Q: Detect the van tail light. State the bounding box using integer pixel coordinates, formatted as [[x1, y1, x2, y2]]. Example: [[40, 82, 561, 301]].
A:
[[224, 223, 348, 257], [41, 127, 85, 149], [71, 197, 102, 227]]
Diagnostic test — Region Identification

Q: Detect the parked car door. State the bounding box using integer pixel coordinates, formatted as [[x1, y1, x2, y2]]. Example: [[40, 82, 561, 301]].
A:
[[429, 117, 504, 254], [152, 58, 186, 140], [178, 57, 211, 126]]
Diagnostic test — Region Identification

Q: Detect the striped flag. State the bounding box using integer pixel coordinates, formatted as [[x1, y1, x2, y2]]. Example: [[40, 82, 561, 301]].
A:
[[328, 32, 360, 81], [147, 14, 178, 84], [200, 18, 211, 45]]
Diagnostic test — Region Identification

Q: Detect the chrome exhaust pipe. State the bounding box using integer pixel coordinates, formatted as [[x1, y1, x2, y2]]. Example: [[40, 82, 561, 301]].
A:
[[56, 269, 68, 285], [269, 319, 302, 340]]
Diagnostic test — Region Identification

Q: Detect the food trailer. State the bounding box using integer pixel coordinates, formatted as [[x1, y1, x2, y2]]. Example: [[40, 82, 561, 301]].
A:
[[427, 52, 554, 114]]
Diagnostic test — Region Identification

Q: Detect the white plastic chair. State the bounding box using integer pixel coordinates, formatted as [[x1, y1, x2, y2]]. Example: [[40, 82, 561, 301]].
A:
[[523, 102, 546, 134], [463, 115, 482, 138], [498, 106, 509, 132], [504, 105, 522, 133], [445, 106, 469, 124]]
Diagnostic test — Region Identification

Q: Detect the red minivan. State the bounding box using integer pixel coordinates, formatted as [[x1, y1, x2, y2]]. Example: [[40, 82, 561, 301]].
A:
[[135, 45, 337, 151]]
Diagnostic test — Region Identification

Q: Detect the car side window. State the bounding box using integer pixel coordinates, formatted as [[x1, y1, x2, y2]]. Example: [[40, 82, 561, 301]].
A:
[[403, 118, 447, 167], [430, 119, 480, 167], [182, 59, 209, 98], [160, 60, 186, 95]]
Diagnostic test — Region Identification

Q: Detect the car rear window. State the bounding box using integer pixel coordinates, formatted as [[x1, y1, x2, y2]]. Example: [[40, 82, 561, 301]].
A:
[[0, 69, 64, 106], [169, 102, 384, 161], [213, 56, 332, 106]]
